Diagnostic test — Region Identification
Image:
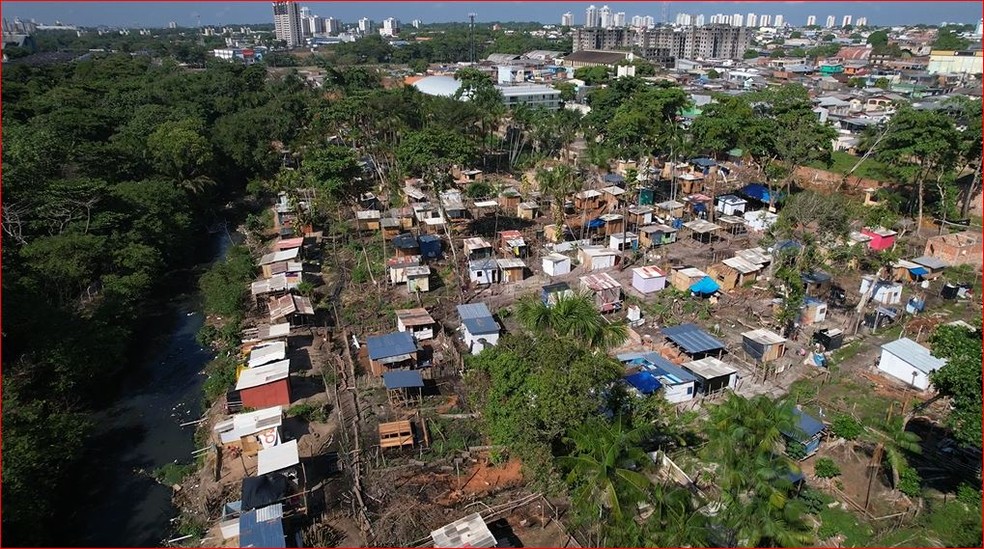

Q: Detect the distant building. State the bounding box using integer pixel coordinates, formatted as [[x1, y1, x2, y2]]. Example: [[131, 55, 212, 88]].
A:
[[599, 5, 612, 28], [732, 13, 743, 27], [272, 0, 302, 48], [324, 17, 341, 34], [927, 49, 983, 75], [358, 17, 373, 34], [746, 13, 757, 27], [411, 19, 422, 29], [842, 15, 852, 27], [759, 14, 771, 26], [562, 12, 573, 26], [379, 17, 399, 37], [774, 14, 784, 27], [825, 15, 836, 28], [586, 5, 598, 28], [694, 14, 705, 26], [573, 25, 751, 63], [806, 15, 816, 26], [168, 21, 177, 29], [856, 17, 868, 27]]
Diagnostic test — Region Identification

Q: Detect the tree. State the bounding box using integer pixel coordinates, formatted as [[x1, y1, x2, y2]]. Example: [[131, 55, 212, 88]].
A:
[[929, 323, 983, 447], [553, 81, 577, 102], [515, 290, 628, 351], [744, 49, 760, 59], [875, 107, 960, 235], [535, 162, 582, 229], [789, 31, 802, 39], [874, 77, 891, 90], [300, 144, 365, 202], [866, 30, 889, 47], [574, 65, 610, 85], [559, 417, 653, 526], [146, 118, 215, 193], [933, 28, 971, 50], [706, 68, 720, 79], [945, 96, 983, 217]]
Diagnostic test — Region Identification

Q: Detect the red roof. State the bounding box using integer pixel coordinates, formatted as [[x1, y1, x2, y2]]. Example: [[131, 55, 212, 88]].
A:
[[836, 46, 871, 61]]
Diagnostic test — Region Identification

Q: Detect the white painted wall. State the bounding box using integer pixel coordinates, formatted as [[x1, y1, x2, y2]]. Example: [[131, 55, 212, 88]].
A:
[[878, 349, 931, 390], [632, 272, 666, 294], [662, 381, 696, 403], [464, 329, 500, 355]]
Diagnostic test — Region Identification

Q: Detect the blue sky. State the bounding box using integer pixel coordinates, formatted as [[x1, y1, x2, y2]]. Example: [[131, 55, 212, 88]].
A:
[[1, 1, 980, 28]]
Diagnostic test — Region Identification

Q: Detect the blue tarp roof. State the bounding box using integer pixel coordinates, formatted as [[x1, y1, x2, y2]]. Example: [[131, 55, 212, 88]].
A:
[[625, 371, 662, 395], [604, 173, 626, 183], [739, 183, 782, 203], [908, 266, 929, 276], [618, 353, 696, 385], [392, 233, 419, 249], [382, 370, 424, 390], [587, 218, 606, 228], [691, 157, 717, 167], [239, 509, 286, 548], [783, 408, 826, 442], [690, 276, 721, 295], [418, 234, 442, 244], [662, 323, 725, 355], [366, 331, 418, 360]]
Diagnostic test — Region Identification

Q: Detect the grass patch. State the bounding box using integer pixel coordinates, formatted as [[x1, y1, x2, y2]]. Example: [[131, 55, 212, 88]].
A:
[[286, 402, 329, 423], [808, 150, 889, 181], [817, 506, 874, 547], [153, 461, 197, 486], [427, 417, 481, 461], [830, 340, 863, 365]]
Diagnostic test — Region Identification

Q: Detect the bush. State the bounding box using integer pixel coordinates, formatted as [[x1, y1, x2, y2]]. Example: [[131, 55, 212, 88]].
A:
[[957, 482, 982, 507], [814, 457, 842, 478], [831, 414, 864, 440], [203, 355, 238, 403], [286, 402, 329, 423], [797, 486, 834, 514], [199, 246, 255, 316], [898, 465, 922, 497], [153, 461, 196, 486]]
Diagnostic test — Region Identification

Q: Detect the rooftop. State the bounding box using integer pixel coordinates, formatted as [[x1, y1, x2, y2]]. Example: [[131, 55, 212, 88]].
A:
[[663, 324, 725, 355], [366, 331, 419, 361], [581, 272, 622, 291], [881, 337, 947, 375], [235, 360, 290, 391]]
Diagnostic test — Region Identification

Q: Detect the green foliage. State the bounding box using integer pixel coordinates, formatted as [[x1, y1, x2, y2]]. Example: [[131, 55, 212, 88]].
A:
[[957, 482, 982, 507], [153, 461, 197, 486], [514, 291, 628, 350], [743, 49, 760, 59], [831, 414, 864, 440], [923, 499, 983, 547], [796, 486, 833, 514], [926, 323, 983, 447], [396, 127, 479, 176], [897, 465, 922, 497], [574, 65, 610, 85], [465, 181, 493, 199], [203, 354, 239, 404], [933, 28, 971, 50], [286, 403, 329, 423], [199, 246, 255, 317], [814, 457, 842, 478], [874, 77, 891, 90], [817, 507, 874, 546]]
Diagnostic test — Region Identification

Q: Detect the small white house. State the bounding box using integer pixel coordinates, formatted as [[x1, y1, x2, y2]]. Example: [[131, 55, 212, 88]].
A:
[[632, 266, 667, 295], [469, 258, 499, 285], [395, 308, 436, 341], [609, 232, 639, 252], [578, 245, 618, 271], [860, 275, 903, 305], [744, 210, 778, 232], [457, 303, 500, 355], [878, 337, 946, 390], [542, 253, 571, 277], [715, 195, 748, 216]]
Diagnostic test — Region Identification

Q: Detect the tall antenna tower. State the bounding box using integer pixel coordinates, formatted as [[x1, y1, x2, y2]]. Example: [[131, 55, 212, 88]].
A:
[[468, 12, 477, 63]]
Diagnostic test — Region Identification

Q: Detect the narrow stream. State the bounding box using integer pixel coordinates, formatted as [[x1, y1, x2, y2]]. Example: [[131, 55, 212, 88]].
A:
[[77, 231, 235, 547]]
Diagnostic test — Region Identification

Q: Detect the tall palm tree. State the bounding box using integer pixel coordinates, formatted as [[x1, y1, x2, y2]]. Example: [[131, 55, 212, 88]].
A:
[[535, 162, 581, 232], [870, 416, 922, 491], [515, 290, 628, 351], [559, 417, 654, 526]]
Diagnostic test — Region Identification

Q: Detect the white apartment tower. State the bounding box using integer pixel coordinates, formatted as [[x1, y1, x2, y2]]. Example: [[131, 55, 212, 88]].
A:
[[614, 12, 626, 27], [842, 15, 852, 27], [380, 17, 400, 36], [562, 12, 573, 26], [774, 15, 784, 27], [759, 14, 771, 26], [825, 15, 836, 28], [358, 17, 373, 33], [695, 14, 705, 26], [411, 19, 422, 28], [631, 15, 643, 27], [806, 15, 816, 26], [746, 13, 757, 27], [599, 5, 612, 28], [732, 14, 743, 27], [272, 1, 302, 48], [325, 17, 341, 34], [855, 17, 868, 27], [585, 5, 598, 27]]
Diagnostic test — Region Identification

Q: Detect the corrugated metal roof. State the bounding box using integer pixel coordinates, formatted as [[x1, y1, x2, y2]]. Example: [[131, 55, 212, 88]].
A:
[[662, 324, 725, 355], [405, 265, 431, 277], [881, 338, 946, 375], [257, 440, 299, 476], [254, 503, 284, 523], [463, 316, 500, 336], [248, 341, 287, 369], [735, 247, 771, 265], [676, 267, 707, 278], [236, 359, 290, 391], [239, 508, 286, 548], [395, 308, 435, 326], [722, 256, 762, 274], [257, 323, 291, 340], [457, 303, 493, 320], [912, 256, 948, 270], [633, 265, 666, 279], [464, 237, 493, 251], [581, 272, 622, 291], [252, 274, 289, 296], [682, 356, 738, 379], [783, 408, 825, 442], [383, 370, 425, 390], [741, 328, 787, 346], [431, 513, 496, 548], [469, 258, 498, 271], [683, 220, 721, 233], [275, 237, 304, 250], [657, 200, 685, 210], [215, 406, 284, 444], [543, 253, 570, 264], [497, 258, 526, 269], [367, 332, 419, 360]]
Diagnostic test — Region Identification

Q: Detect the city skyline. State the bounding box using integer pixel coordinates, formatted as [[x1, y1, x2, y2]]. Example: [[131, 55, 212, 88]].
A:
[[1, 1, 980, 29]]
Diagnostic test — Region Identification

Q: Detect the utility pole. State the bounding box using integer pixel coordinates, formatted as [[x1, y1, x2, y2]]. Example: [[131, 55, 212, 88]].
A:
[[468, 13, 477, 63]]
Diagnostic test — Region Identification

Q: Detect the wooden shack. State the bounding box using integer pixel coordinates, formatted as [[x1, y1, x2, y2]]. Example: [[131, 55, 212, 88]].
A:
[[626, 205, 654, 229], [741, 329, 788, 363], [639, 224, 678, 248], [670, 266, 708, 292], [355, 210, 381, 231], [574, 189, 603, 211], [655, 200, 685, 220], [379, 420, 415, 449], [706, 262, 741, 291]]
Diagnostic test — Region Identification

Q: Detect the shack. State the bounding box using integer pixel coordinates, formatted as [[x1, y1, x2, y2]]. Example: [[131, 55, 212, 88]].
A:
[[580, 272, 623, 312], [499, 230, 528, 258], [706, 262, 741, 291], [388, 255, 422, 285], [911, 256, 947, 280], [632, 266, 667, 295], [662, 323, 726, 360], [860, 275, 903, 305], [676, 172, 704, 195], [626, 205, 654, 229], [721, 256, 763, 286], [366, 331, 420, 377], [431, 513, 496, 548], [599, 213, 625, 236], [542, 253, 572, 276], [257, 439, 300, 477], [681, 356, 739, 394], [464, 237, 494, 261], [417, 235, 443, 260], [861, 226, 897, 252], [891, 259, 930, 283], [638, 224, 678, 248], [268, 294, 315, 325], [609, 231, 639, 252], [440, 190, 467, 219], [878, 337, 946, 390], [382, 370, 424, 407], [618, 352, 697, 404], [379, 420, 415, 449], [542, 282, 574, 306], [574, 189, 603, 211], [735, 247, 771, 269], [715, 195, 747, 216], [782, 408, 826, 459], [601, 185, 627, 210], [406, 265, 431, 293], [237, 505, 290, 548], [498, 187, 522, 211], [800, 297, 828, 326], [395, 308, 436, 341], [683, 219, 721, 244], [355, 209, 382, 231], [812, 328, 844, 351], [392, 233, 421, 257], [259, 248, 302, 279], [656, 199, 685, 220], [248, 341, 287, 369], [457, 303, 501, 354], [741, 328, 788, 363], [743, 210, 778, 232], [670, 266, 708, 292], [517, 201, 539, 220], [469, 258, 499, 285], [235, 360, 292, 409], [801, 271, 833, 297], [578, 245, 618, 271], [214, 406, 284, 456]]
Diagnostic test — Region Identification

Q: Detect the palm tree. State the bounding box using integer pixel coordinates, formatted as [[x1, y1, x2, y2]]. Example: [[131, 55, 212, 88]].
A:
[[514, 290, 628, 351], [559, 417, 654, 526], [535, 162, 581, 232], [642, 483, 711, 547], [869, 416, 922, 491]]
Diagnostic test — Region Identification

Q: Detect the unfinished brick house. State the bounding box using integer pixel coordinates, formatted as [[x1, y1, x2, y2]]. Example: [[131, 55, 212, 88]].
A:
[[923, 231, 982, 267]]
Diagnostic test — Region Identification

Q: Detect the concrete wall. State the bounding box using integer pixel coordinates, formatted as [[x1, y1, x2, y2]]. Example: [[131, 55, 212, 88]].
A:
[[878, 349, 931, 390]]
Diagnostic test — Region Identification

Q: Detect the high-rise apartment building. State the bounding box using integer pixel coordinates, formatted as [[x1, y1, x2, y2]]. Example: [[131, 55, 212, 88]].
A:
[[325, 17, 341, 34], [562, 12, 573, 26], [573, 24, 751, 63], [272, 1, 302, 47], [842, 15, 852, 27], [613, 12, 626, 27], [358, 17, 373, 34], [855, 17, 868, 26], [168, 21, 177, 29], [631, 15, 643, 27], [585, 5, 598, 27], [746, 13, 757, 27], [806, 15, 816, 26], [694, 14, 705, 26], [731, 14, 743, 27], [411, 19, 422, 29], [643, 15, 655, 28], [774, 15, 784, 27], [380, 17, 399, 36], [599, 5, 612, 28], [825, 15, 836, 28], [759, 14, 771, 26]]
